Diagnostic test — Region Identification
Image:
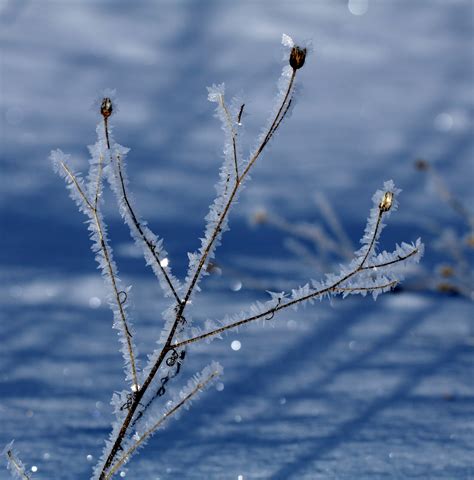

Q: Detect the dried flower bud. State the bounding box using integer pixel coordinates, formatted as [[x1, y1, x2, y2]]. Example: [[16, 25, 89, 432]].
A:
[[379, 191, 393, 212], [289, 46, 306, 70], [438, 264, 454, 278], [101, 97, 113, 118]]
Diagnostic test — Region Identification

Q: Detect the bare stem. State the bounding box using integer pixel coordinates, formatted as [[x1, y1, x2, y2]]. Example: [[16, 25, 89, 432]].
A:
[[104, 117, 111, 150], [104, 371, 220, 479]]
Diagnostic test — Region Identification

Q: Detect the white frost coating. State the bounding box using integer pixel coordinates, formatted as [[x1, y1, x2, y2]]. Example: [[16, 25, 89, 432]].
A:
[[183, 83, 244, 298], [281, 33, 294, 48], [87, 200, 139, 386], [85, 123, 112, 202], [207, 83, 225, 103], [2, 441, 31, 480], [51, 127, 140, 387], [251, 47, 295, 160], [184, 46, 297, 303], [96, 363, 223, 477], [51, 150, 92, 214], [134, 362, 222, 439], [101, 122, 183, 300], [188, 182, 423, 344], [355, 180, 401, 262]]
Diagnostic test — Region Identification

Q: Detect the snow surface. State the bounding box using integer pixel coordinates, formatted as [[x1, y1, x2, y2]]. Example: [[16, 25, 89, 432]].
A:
[[1, 1, 473, 479]]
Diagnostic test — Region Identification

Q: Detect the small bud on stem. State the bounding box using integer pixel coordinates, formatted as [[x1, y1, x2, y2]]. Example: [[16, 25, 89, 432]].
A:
[[101, 97, 113, 119], [379, 191, 393, 212], [101, 97, 113, 149], [289, 46, 306, 70]]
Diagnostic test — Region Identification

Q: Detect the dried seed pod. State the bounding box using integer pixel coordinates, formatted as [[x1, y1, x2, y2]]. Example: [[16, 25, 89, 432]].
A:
[[289, 46, 307, 70], [379, 191, 393, 212], [101, 97, 113, 119]]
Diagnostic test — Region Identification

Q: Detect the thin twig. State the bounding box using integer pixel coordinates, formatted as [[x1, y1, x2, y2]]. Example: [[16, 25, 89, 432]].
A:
[[104, 371, 220, 480], [359, 212, 383, 268], [237, 103, 245, 124], [94, 154, 104, 210], [104, 117, 111, 150], [60, 162, 94, 211], [6, 450, 30, 480], [60, 161, 139, 389], [170, 225, 418, 351], [219, 94, 239, 181], [266, 97, 292, 144], [92, 211, 138, 386], [116, 155, 182, 304], [361, 249, 419, 270], [334, 280, 398, 293]]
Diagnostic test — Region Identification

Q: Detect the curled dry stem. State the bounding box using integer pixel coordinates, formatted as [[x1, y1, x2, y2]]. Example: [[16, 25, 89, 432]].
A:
[[104, 370, 220, 480]]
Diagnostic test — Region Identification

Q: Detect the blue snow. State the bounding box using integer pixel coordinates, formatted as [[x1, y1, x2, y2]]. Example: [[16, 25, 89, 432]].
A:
[[0, 1, 473, 479]]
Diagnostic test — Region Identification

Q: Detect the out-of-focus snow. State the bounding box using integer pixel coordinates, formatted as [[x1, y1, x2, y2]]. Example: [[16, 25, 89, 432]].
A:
[[0, 1, 473, 479]]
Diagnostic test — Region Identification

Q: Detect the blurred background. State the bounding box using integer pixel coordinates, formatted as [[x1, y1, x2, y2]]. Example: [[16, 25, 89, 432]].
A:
[[0, 1, 473, 478]]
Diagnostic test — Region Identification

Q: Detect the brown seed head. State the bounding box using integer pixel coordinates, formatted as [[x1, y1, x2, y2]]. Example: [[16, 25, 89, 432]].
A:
[[101, 97, 113, 119], [379, 191, 393, 213], [289, 46, 306, 70]]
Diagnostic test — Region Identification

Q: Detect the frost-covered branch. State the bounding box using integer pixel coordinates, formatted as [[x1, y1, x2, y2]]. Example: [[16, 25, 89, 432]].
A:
[[42, 32, 425, 480], [3, 442, 31, 480], [98, 97, 182, 304], [103, 364, 222, 480], [98, 35, 308, 479], [218, 93, 240, 180], [112, 153, 182, 304], [51, 129, 139, 389], [170, 182, 423, 350]]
